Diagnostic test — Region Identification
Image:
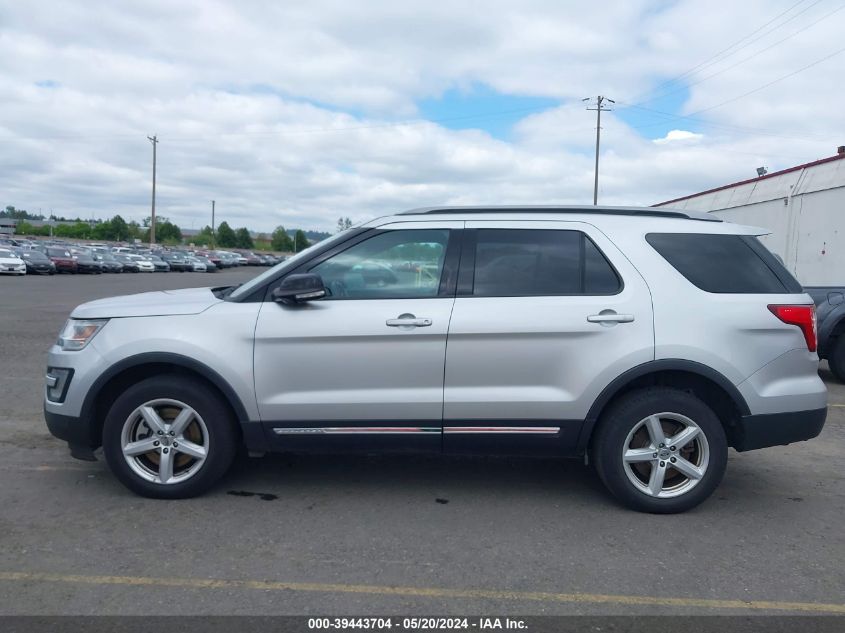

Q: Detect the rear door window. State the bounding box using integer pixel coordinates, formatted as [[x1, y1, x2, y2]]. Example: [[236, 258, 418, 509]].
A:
[[646, 233, 802, 293], [470, 229, 621, 297]]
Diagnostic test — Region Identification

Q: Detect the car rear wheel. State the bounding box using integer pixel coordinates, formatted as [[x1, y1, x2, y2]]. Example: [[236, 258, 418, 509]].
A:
[[592, 387, 727, 513], [827, 337, 845, 383], [102, 376, 238, 499]]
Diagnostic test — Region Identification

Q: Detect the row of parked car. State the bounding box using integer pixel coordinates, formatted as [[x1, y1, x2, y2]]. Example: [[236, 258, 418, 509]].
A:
[[0, 238, 284, 275]]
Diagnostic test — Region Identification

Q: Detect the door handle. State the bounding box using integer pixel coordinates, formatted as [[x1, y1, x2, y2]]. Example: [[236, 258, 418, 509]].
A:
[[587, 313, 634, 323], [386, 314, 432, 328]]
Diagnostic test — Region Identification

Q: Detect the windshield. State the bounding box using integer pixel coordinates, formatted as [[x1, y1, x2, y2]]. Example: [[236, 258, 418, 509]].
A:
[[228, 232, 351, 300], [0, 249, 16, 258], [48, 248, 70, 257], [24, 251, 48, 260]]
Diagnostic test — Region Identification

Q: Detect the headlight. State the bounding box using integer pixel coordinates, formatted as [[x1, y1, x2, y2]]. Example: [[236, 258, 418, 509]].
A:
[[57, 319, 108, 351]]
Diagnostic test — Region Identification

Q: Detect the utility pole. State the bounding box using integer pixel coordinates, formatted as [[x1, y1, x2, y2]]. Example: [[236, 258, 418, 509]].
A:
[[147, 134, 158, 245], [211, 200, 216, 249], [584, 96, 614, 205]]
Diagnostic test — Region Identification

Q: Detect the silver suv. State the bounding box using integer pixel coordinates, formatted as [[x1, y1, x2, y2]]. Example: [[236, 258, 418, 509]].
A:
[[44, 206, 827, 512]]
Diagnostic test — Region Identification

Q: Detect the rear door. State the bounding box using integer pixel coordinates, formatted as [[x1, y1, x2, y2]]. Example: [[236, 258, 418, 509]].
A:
[[443, 220, 654, 455]]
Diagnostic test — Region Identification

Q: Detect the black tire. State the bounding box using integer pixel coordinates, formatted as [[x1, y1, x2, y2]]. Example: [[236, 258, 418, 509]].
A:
[[591, 387, 727, 514], [827, 337, 845, 383], [102, 375, 238, 499]]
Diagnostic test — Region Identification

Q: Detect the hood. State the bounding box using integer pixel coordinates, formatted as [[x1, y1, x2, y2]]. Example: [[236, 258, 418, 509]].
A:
[[70, 287, 221, 319], [0, 256, 23, 264]]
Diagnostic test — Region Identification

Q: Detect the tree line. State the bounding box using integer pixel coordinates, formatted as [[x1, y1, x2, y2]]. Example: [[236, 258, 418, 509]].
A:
[[10, 208, 315, 253]]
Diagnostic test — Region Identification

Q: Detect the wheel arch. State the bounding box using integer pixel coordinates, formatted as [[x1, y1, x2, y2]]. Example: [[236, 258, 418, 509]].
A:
[[578, 360, 750, 452], [82, 352, 251, 449]]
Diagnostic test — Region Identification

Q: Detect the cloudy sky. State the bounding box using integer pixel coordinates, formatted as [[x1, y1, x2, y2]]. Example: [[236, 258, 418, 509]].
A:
[[1, 0, 843, 233]]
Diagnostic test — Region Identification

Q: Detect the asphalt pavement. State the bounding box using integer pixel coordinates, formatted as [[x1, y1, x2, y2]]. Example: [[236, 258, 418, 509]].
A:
[[0, 269, 843, 616]]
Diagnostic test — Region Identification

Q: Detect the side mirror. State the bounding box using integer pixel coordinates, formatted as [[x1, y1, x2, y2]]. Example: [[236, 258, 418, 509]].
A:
[[272, 273, 326, 304]]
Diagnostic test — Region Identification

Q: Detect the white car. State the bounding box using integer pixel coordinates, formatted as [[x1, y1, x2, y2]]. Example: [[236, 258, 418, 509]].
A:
[[128, 255, 155, 272], [187, 256, 207, 272], [0, 248, 26, 275]]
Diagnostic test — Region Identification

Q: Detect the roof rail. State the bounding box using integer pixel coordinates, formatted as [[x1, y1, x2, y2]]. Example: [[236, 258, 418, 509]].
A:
[[397, 205, 721, 222]]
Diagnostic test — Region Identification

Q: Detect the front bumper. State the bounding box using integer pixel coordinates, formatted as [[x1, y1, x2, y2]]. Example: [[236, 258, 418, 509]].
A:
[[44, 406, 97, 459], [27, 264, 54, 274], [733, 407, 826, 451], [44, 342, 106, 456]]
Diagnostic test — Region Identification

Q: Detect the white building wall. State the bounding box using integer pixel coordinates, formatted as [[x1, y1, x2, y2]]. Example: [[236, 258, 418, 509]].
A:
[[656, 155, 845, 286]]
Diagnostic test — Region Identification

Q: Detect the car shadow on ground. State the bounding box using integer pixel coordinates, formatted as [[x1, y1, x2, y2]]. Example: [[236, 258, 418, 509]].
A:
[[224, 451, 609, 502]]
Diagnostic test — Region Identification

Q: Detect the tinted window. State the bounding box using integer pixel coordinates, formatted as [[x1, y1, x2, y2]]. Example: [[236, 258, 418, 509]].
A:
[[310, 229, 450, 299], [646, 233, 800, 294], [471, 229, 620, 297]]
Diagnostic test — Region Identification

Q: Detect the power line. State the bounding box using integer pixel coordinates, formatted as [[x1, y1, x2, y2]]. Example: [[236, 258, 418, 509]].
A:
[[688, 44, 845, 115], [631, 0, 818, 104], [634, 2, 844, 105], [614, 101, 832, 142]]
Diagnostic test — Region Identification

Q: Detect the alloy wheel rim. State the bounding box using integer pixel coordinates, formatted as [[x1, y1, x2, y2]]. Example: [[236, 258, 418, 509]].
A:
[[120, 398, 209, 485], [621, 412, 710, 499]]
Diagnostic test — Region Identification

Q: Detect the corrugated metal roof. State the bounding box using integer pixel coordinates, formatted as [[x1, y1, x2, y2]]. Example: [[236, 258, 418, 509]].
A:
[[654, 152, 845, 210]]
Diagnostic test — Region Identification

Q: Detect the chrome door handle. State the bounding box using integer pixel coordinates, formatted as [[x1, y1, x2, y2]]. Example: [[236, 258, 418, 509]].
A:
[[587, 313, 634, 323], [386, 314, 432, 327]]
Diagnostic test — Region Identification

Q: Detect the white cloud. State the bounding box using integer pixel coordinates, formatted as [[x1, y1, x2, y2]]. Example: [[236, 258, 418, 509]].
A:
[[0, 0, 842, 232], [653, 130, 705, 144]]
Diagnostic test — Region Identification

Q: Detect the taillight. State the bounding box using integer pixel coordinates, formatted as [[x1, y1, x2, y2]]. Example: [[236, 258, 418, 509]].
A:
[[768, 304, 817, 352]]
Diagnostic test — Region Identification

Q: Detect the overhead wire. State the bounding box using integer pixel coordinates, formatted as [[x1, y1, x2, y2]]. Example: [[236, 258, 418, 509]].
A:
[[630, 0, 819, 104]]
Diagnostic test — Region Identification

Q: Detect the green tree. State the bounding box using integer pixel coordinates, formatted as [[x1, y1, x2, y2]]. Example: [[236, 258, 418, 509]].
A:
[[293, 229, 309, 253], [336, 217, 354, 232], [216, 221, 237, 248], [142, 215, 170, 227], [110, 215, 130, 241], [147, 220, 182, 244], [271, 226, 294, 251], [15, 220, 35, 234], [235, 227, 253, 249], [54, 222, 92, 239], [190, 227, 212, 246], [127, 221, 142, 241], [91, 222, 113, 241], [1, 206, 44, 221]]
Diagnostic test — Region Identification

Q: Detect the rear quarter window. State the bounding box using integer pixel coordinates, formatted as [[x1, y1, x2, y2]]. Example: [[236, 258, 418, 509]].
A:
[[646, 233, 803, 294]]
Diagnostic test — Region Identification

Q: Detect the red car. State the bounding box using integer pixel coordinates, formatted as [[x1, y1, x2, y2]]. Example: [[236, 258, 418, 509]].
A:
[[46, 247, 78, 273]]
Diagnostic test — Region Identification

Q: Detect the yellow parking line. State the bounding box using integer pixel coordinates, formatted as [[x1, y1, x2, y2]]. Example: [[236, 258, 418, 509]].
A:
[[1, 571, 844, 613], [0, 465, 96, 472]]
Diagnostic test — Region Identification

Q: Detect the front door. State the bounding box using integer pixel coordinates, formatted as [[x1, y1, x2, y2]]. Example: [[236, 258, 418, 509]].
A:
[[443, 220, 654, 455], [254, 221, 461, 452]]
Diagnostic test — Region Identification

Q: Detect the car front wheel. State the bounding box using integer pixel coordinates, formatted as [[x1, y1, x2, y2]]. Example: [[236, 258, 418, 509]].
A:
[[102, 376, 238, 499], [592, 387, 727, 513]]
